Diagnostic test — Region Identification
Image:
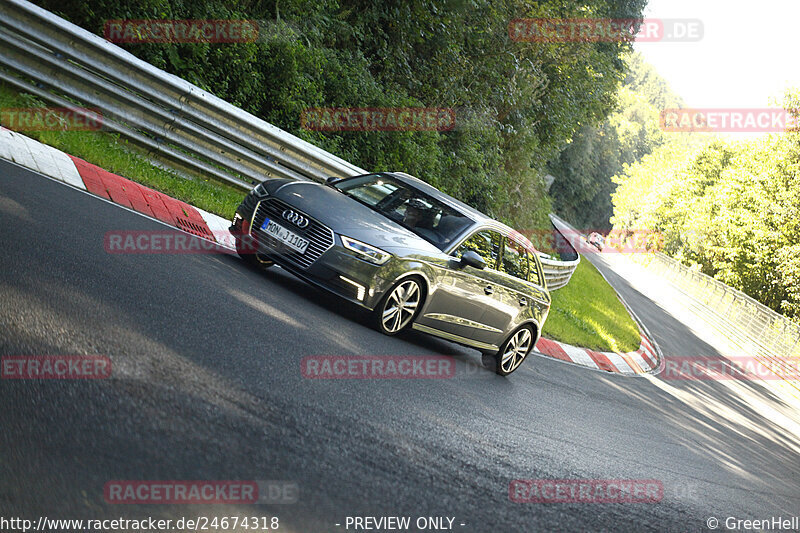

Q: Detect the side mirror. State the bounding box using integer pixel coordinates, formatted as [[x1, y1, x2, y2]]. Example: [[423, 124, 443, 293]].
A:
[[460, 250, 487, 270], [325, 176, 342, 186]]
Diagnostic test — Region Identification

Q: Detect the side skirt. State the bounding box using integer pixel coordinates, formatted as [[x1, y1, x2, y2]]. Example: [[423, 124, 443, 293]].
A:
[[411, 323, 500, 353]]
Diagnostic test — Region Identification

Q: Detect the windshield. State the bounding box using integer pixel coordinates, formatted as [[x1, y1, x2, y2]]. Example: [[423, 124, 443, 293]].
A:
[[334, 175, 473, 250]]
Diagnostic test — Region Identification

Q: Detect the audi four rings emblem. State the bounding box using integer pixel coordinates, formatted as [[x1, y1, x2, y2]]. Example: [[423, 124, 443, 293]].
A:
[[282, 209, 309, 228]]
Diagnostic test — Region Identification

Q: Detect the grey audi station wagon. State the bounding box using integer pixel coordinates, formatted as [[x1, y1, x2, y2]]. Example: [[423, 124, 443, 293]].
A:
[[231, 172, 550, 375]]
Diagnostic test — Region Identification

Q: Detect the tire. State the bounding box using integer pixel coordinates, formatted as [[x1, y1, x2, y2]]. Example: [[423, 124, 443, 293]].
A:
[[373, 277, 424, 335], [236, 235, 274, 270], [486, 325, 535, 376]]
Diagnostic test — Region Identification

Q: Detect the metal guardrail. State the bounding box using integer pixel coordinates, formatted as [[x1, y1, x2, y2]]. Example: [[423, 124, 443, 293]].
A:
[[540, 255, 579, 291], [540, 214, 580, 290], [0, 0, 367, 188], [0, 0, 580, 289], [640, 252, 800, 371]]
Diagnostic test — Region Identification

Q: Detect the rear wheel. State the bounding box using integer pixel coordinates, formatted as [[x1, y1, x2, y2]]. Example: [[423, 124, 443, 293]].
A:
[[485, 325, 535, 376], [373, 277, 423, 335]]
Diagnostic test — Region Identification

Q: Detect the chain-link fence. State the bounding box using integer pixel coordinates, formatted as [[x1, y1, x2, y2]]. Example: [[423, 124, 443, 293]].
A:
[[641, 252, 800, 379]]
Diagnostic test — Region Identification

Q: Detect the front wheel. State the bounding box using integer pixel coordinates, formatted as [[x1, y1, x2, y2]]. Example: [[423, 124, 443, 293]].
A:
[[485, 325, 535, 376], [373, 277, 423, 335]]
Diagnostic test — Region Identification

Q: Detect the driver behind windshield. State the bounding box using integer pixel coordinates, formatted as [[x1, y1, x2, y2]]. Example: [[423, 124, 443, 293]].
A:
[[402, 199, 428, 228]]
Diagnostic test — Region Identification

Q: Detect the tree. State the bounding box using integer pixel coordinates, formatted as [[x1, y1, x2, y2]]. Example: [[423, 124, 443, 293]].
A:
[[33, 0, 648, 233], [548, 52, 683, 229], [610, 89, 800, 321]]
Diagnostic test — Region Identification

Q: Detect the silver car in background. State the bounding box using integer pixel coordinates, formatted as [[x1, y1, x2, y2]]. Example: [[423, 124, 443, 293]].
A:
[[231, 172, 550, 375]]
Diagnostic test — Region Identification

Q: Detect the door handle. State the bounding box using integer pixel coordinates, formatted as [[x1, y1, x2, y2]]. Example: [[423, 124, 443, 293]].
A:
[[518, 297, 528, 307], [484, 285, 494, 295]]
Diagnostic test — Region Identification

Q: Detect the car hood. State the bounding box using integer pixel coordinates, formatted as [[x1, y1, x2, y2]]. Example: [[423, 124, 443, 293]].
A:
[[273, 181, 442, 253]]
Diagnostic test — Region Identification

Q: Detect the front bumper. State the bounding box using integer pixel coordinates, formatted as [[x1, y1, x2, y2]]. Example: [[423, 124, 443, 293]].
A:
[[232, 199, 395, 311]]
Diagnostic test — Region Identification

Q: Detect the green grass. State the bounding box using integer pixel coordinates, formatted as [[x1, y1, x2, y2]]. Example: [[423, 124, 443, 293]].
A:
[[544, 256, 642, 352], [0, 81, 244, 218]]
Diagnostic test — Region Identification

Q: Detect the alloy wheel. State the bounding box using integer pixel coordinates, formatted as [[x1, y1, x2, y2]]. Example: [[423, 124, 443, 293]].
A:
[[500, 327, 533, 374], [380, 279, 421, 333]]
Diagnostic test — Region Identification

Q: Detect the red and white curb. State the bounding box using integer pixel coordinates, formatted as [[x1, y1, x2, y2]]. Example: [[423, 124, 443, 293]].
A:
[[1, 128, 663, 376], [534, 335, 661, 375], [0, 127, 236, 250]]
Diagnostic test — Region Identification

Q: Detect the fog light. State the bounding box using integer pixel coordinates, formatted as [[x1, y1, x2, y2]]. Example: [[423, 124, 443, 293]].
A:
[[339, 275, 366, 301]]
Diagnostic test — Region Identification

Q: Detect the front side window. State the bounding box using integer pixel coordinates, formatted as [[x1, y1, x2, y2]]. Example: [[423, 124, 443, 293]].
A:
[[454, 230, 502, 268]]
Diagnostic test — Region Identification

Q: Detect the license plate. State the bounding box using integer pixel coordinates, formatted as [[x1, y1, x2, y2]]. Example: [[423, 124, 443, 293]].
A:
[[260, 217, 309, 254]]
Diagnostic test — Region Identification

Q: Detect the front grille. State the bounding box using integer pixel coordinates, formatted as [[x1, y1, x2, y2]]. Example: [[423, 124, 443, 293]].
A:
[[251, 198, 334, 269]]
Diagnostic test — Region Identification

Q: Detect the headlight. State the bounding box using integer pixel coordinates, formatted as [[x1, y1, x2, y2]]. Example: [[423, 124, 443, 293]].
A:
[[253, 182, 269, 196], [341, 235, 392, 265]]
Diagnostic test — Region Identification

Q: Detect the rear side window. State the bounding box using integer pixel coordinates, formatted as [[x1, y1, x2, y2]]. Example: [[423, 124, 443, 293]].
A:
[[501, 238, 529, 281]]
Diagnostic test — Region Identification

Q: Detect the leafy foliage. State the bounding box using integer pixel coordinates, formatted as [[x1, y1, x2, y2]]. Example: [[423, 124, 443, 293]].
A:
[[548, 52, 684, 229], [611, 91, 800, 321], [32, 0, 647, 232]]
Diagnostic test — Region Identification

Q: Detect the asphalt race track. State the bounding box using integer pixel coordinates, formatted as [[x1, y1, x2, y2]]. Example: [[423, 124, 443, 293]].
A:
[[2, 159, 799, 532]]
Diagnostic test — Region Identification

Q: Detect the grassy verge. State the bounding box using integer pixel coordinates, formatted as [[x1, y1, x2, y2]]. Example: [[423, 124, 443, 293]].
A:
[[0, 81, 244, 218], [544, 256, 642, 352]]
